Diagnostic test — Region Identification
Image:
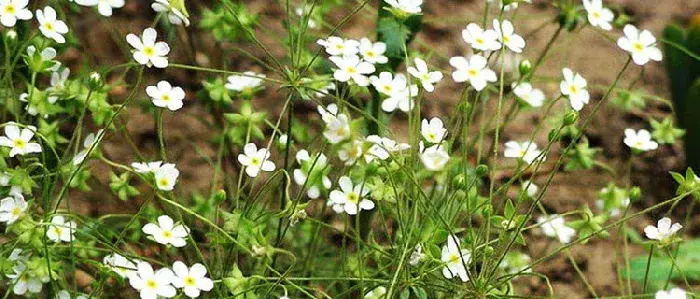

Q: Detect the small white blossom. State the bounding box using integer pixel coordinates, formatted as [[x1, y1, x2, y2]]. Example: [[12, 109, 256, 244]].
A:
[[225, 72, 266, 92], [537, 215, 576, 243], [513, 82, 545, 107], [0, 123, 42, 157], [461, 23, 500, 52], [364, 286, 387, 299], [421, 117, 447, 144], [237, 143, 276, 177], [75, 0, 125, 17], [293, 150, 332, 199], [441, 235, 471, 282], [617, 25, 663, 66], [103, 253, 138, 278], [359, 38, 388, 64], [655, 288, 687, 299], [154, 163, 179, 191], [582, 0, 614, 31], [142, 215, 189, 247], [126, 28, 170, 68], [370, 73, 417, 113], [0, 0, 32, 27], [8, 263, 46, 295], [73, 130, 103, 165], [408, 244, 425, 266], [338, 140, 364, 165], [450, 55, 497, 91], [171, 261, 214, 298], [644, 217, 682, 243], [624, 129, 658, 152], [522, 180, 538, 198], [36, 7, 69, 43], [493, 19, 525, 53], [407, 57, 443, 92], [323, 114, 351, 144], [147, 81, 185, 111], [0, 194, 27, 224], [329, 176, 373, 215], [504, 141, 542, 164], [384, 0, 422, 14], [317, 103, 339, 124], [128, 262, 177, 299], [419, 142, 450, 172], [152, 0, 190, 26], [131, 161, 164, 173], [329, 55, 375, 86], [47, 215, 77, 243], [365, 135, 410, 162], [317, 36, 359, 57], [560, 68, 589, 111]]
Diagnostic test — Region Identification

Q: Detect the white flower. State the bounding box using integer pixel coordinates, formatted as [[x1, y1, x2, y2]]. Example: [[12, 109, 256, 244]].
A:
[[384, 0, 422, 14], [154, 163, 179, 191], [407, 57, 443, 92], [624, 129, 658, 152], [461, 23, 500, 52], [329, 176, 373, 215], [293, 150, 331, 199], [73, 130, 103, 165], [419, 142, 450, 172], [50, 67, 70, 91], [323, 114, 351, 144], [504, 141, 542, 164], [617, 25, 663, 66], [493, 19, 525, 53], [0, 123, 42, 157], [75, 0, 125, 17], [487, 0, 531, 11], [0, 0, 31, 27], [317, 36, 359, 56], [364, 286, 387, 299], [126, 28, 170, 68], [450, 55, 497, 91], [421, 117, 447, 144], [329, 55, 375, 86], [142, 215, 189, 247], [365, 135, 410, 162], [537, 215, 576, 243], [56, 290, 88, 299], [644, 217, 682, 242], [371, 71, 406, 96], [522, 180, 538, 197], [36, 7, 68, 43], [237, 143, 276, 177], [171, 261, 214, 298], [147, 81, 185, 111], [46, 215, 76, 243], [103, 253, 138, 278], [441, 235, 471, 282], [152, 0, 190, 26], [8, 263, 45, 295], [582, 0, 614, 31], [131, 161, 163, 173], [655, 288, 687, 299], [408, 244, 425, 266], [225, 72, 266, 92], [560, 68, 589, 111], [317, 103, 339, 124], [513, 82, 545, 107], [359, 38, 388, 64], [0, 194, 27, 224], [338, 140, 364, 165], [128, 262, 177, 299], [371, 73, 418, 113]]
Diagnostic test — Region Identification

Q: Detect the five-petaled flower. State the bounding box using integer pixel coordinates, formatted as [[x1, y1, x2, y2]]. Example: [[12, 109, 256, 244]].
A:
[[147, 81, 186, 111], [142, 215, 190, 247], [644, 217, 682, 243], [624, 128, 658, 152], [583, 0, 614, 31], [128, 262, 177, 299], [0, 0, 31, 27], [408, 57, 443, 92], [560, 68, 590, 111], [47, 215, 77, 243], [441, 235, 471, 282], [36, 6, 69, 44], [238, 143, 276, 177], [171, 261, 214, 298], [329, 176, 374, 215], [617, 24, 663, 66], [450, 55, 497, 91], [0, 123, 42, 157], [126, 27, 170, 68], [504, 141, 543, 165]]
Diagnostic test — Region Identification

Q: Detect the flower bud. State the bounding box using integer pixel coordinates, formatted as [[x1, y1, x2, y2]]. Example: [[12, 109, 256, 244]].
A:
[[476, 164, 489, 177], [518, 59, 532, 76], [548, 129, 560, 142], [452, 174, 467, 189], [6, 30, 17, 41], [484, 246, 495, 256], [563, 111, 578, 125], [88, 72, 102, 90], [628, 186, 642, 201]]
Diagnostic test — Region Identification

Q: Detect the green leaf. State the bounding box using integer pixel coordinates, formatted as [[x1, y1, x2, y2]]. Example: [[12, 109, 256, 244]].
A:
[[626, 239, 700, 284]]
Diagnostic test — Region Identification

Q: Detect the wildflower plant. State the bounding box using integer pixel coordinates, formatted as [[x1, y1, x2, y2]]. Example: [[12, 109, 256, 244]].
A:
[[0, 0, 696, 298]]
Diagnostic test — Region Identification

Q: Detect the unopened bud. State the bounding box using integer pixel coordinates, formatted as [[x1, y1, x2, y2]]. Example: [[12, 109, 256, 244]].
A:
[[518, 59, 532, 76], [476, 164, 489, 177]]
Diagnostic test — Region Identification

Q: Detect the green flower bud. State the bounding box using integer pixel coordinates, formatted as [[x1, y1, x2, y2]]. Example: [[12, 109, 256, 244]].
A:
[[548, 129, 560, 142], [629, 186, 642, 201], [564, 111, 578, 125], [518, 59, 532, 76], [453, 174, 467, 189], [476, 164, 489, 177], [88, 72, 103, 90]]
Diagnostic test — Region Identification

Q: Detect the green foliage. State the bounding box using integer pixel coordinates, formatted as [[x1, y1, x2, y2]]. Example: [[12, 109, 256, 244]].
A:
[[626, 239, 700, 287], [200, 3, 257, 43]]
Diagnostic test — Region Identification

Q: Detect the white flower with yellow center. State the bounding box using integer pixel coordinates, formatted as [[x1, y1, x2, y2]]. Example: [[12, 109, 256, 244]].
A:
[[583, 0, 614, 31], [225, 72, 266, 92], [450, 55, 497, 91], [338, 139, 364, 165], [329, 176, 373, 215], [8, 263, 45, 295], [237, 143, 276, 178], [407, 57, 443, 92], [419, 142, 450, 172], [493, 19, 525, 53], [504, 141, 542, 165], [131, 161, 163, 173], [513, 82, 545, 107], [461, 23, 500, 52], [421, 117, 447, 144], [75, 0, 125, 17], [644, 217, 682, 243], [171, 261, 214, 298], [103, 253, 138, 278], [128, 262, 176, 299], [0, 0, 31, 27], [384, 0, 422, 15], [0, 123, 42, 157], [623, 128, 658, 152], [142, 215, 189, 247], [46, 215, 76, 243], [365, 135, 410, 162], [126, 27, 170, 68], [147, 80, 185, 111], [154, 163, 179, 191], [36, 7, 68, 44], [617, 25, 663, 66], [359, 38, 388, 64], [559, 68, 589, 111], [152, 0, 190, 26], [441, 235, 471, 282], [323, 113, 351, 144], [317, 36, 359, 57], [330, 55, 375, 87], [0, 194, 27, 224], [537, 215, 576, 243]]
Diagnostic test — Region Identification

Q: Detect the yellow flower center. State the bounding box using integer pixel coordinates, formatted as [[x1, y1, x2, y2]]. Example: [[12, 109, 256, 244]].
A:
[[184, 276, 196, 286], [13, 139, 25, 149], [335, 44, 344, 50], [145, 279, 157, 289], [633, 42, 644, 52], [569, 85, 578, 94], [592, 11, 600, 19], [157, 178, 170, 187], [467, 69, 478, 77], [448, 253, 460, 264], [11, 207, 21, 216], [346, 66, 357, 74], [346, 192, 359, 204], [503, 36, 510, 43], [53, 226, 63, 235], [44, 22, 54, 31], [475, 37, 484, 45], [427, 133, 436, 140], [250, 157, 261, 166], [366, 50, 375, 57], [161, 94, 171, 102], [4, 4, 15, 14], [162, 230, 173, 239], [383, 85, 392, 92], [143, 46, 155, 57]]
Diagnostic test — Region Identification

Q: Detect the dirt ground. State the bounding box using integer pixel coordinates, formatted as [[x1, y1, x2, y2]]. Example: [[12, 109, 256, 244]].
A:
[[60, 0, 700, 297]]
